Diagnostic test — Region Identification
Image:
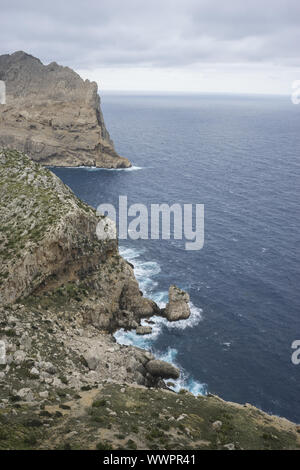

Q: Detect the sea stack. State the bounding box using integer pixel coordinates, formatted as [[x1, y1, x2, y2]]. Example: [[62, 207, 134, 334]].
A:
[[164, 285, 191, 321]]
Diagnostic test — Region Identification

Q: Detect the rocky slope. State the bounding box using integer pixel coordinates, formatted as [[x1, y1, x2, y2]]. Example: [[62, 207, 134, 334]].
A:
[[1, 149, 299, 450], [0, 52, 130, 168], [1, 301, 300, 450]]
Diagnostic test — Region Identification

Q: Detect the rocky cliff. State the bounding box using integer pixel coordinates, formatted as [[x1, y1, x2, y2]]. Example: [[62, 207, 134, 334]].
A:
[[1, 149, 300, 450], [0, 148, 180, 393], [0, 149, 154, 331], [0, 52, 131, 168]]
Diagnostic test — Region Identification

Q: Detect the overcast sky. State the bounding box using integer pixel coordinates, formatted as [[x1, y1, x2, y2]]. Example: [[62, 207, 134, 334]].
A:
[[1, 0, 300, 94]]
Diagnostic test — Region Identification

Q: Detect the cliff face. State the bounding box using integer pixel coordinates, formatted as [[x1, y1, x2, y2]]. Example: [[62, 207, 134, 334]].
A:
[[0, 52, 131, 168], [0, 149, 154, 330]]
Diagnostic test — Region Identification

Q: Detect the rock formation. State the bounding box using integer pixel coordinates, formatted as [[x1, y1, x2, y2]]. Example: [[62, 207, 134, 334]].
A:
[[1, 297, 300, 450], [136, 325, 152, 335], [0, 149, 155, 331], [163, 285, 191, 321], [0, 51, 131, 168], [146, 360, 180, 380]]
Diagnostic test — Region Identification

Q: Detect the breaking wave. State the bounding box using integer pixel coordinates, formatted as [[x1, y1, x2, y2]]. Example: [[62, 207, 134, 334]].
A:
[[115, 245, 206, 396], [75, 165, 143, 172]]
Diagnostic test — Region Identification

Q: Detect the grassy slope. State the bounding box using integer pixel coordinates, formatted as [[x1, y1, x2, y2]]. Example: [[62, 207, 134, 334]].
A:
[[1, 383, 299, 450]]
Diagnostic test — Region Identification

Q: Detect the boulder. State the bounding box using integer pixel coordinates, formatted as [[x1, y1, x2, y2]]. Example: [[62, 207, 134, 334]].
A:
[[119, 280, 159, 319], [136, 325, 152, 335], [84, 349, 101, 371], [164, 285, 190, 321], [146, 360, 180, 380], [212, 420, 223, 431], [29, 367, 39, 378], [13, 350, 26, 364], [17, 388, 34, 402]]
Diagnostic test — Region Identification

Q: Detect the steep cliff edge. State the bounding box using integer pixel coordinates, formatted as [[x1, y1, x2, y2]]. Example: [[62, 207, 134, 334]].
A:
[[0, 149, 154, 330], [0, 52, 131, 168]]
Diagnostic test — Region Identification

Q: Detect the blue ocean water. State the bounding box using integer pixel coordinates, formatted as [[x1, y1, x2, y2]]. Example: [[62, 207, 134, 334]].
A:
[[52, 93, 300, 423]]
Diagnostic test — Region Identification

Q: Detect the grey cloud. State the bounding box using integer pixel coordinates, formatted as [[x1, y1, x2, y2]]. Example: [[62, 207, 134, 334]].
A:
[[0, 0, 299, 68]]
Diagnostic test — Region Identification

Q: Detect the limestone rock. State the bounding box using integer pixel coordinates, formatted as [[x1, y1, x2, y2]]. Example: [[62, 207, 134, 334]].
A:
[[164, 285, 190, 321], [119, 279, 159, 319], [29, 367, 39, 378], [13, 350, 26, 364], [146, 360, 180, 380], [17, 388, 34, 402], [0, 51, 131, 168], [136, 325, 152, 335], [84, 347, 101, 371], [0, 149, 158, 331], [212, 420, 223, 431]]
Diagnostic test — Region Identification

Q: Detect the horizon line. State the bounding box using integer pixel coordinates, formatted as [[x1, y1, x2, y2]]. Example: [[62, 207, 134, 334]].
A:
[[100, 89, 290, 97]]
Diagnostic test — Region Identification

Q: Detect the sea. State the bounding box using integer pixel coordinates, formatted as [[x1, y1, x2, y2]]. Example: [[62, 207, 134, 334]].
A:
[[52, 92, 300, 423]]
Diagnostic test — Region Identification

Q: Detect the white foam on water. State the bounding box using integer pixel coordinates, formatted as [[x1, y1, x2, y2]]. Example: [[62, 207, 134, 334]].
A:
[[50, 165, 143, 171], [119, 246, 161, 295], [115, 244, 206, 396], [113, 329, 207, 396], [119, 246, 144, 260], [151, 291, 168, 307], [82, 166, 143, 172], [164, 302, 203, 330], [157, 347, 207, 396], [114, 317, 163, 350], [114, 328, 151, 349]]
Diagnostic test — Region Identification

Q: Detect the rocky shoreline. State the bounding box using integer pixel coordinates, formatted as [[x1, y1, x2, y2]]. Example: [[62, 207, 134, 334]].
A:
[[0, 148, 300, 449], [0, 149, 190, 389]]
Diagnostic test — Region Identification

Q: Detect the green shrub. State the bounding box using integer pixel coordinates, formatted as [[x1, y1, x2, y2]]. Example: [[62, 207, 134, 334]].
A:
[[96, 441, 113, 450]]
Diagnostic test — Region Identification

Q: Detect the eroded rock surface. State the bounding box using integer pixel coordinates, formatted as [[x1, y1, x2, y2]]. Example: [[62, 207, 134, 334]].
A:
[[163, 285, 191, 321], [146, 360, 180, 380], [0, 51, 131, 168], [0, 305, 165, 398], [136, 325, 152, 335], [0, 149, 155, 332]]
